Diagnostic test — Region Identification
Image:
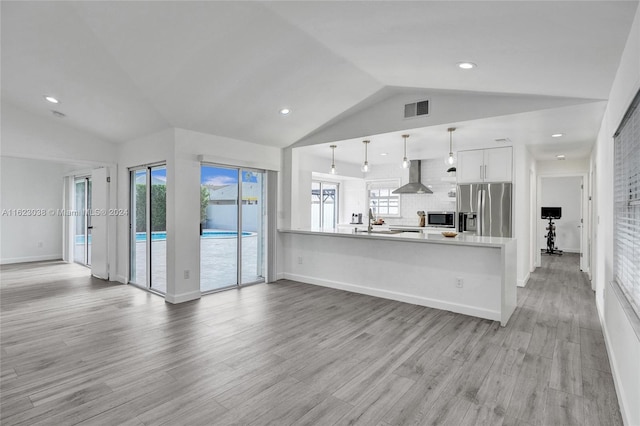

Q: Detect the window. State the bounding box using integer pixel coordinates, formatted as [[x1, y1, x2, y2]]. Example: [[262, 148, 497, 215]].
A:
[[614, 89, 640, 317], [311, 181, 338, 229], [367, 179, 400, 217]]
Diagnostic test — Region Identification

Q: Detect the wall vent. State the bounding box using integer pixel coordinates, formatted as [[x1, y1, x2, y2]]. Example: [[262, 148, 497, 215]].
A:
[[404, 100, 429, 118], [495, 138, 511, 143]]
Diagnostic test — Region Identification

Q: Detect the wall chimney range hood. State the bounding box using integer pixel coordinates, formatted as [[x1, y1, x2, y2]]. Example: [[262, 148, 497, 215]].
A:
[[392, 160, 433, 194]]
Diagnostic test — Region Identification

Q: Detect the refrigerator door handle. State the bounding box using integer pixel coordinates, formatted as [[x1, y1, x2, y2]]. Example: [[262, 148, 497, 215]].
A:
[[477, 189, 483, 236], [481, 189, 487, 236]]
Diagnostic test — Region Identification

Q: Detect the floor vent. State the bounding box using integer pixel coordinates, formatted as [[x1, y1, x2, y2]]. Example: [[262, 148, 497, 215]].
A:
[[404, 100, 429, 118]]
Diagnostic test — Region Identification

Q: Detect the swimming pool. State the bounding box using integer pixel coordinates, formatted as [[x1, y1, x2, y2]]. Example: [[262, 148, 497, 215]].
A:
[[75, 231, 253, 244], [136, 231, 253, 242]]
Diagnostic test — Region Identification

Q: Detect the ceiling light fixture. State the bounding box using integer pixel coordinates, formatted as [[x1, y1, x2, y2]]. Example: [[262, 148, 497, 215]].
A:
[[445, 127, 457, 166], [279, 108, 290, 115], [556, 154, 566, 160], [361, 140, 371, 173], [551, 133, 564, 138], [401, 134, 411, 169], [380, 153, 388, 156], [329, 145, 337, 175], [44, 95, 59, 104], [51, 110, 66, 118], [457, 62, 477, 70]]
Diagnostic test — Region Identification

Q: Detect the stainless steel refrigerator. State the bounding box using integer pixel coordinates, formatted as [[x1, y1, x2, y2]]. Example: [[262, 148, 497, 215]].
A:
[[457, 183, 512, 237]]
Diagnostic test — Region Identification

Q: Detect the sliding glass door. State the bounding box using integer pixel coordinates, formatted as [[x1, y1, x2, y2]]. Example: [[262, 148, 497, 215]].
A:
[[130, 165, 166, 294], [73, 176, 92, 266], [200, 165, 265, 292]]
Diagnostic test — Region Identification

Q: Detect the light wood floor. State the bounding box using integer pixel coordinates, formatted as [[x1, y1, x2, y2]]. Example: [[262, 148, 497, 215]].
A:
[[1, 254, 621, 425]]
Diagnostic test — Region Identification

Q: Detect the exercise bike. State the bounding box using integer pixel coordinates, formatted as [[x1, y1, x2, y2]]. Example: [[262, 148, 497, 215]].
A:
[[541, 207, 563, 256]]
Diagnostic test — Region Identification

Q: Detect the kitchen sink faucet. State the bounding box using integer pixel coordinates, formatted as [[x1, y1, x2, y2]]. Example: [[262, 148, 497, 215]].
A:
[[368, 208, 374, 233]]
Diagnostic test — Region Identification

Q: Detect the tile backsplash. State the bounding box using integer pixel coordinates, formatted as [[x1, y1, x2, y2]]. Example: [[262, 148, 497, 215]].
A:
[[339, 158, 457, 225], [383, 159, 457, 226]]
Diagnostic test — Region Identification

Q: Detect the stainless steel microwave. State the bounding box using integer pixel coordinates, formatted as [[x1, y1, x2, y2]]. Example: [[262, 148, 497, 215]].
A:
[[427, 211, 455, 228]]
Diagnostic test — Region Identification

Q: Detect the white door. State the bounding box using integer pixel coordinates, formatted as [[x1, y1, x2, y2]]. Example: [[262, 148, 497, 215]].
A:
[[91, 168, 109, 279], [579, 178, 585, 272]]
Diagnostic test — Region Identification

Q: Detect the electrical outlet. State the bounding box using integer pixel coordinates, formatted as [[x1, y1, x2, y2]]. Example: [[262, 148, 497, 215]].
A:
[[297, 256, 303, 264], [184, 270, 190, 279], [456, 277, 464, 288]]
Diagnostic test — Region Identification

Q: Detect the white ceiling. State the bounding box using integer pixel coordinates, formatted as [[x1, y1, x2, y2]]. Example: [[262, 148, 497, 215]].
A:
[[1, 1, 637, 161]]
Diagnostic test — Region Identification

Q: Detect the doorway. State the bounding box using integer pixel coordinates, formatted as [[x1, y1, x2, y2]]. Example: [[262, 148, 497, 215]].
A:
[[73, 176, 91, 266], [200, 164, 266, 293], [537, 174, 589, 272]]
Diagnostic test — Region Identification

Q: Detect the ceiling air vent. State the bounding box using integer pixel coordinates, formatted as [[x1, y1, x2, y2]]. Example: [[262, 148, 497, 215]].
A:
[[404, 100, 429, 119]]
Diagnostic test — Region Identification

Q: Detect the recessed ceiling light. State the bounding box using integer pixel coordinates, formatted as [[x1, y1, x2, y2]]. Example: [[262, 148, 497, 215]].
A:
[[279, 108, 290, 115], [556, 154, 566, 160], [44, 95, 60, 104], [551, 133, 564, 138], [457, 62, 477, 70], [380, 153, 388, 156]]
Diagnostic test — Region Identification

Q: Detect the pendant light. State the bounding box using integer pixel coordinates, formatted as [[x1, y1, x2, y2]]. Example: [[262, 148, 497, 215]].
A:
[[445, 127, 457, 167], [401, 134, 411, 169], [329, 144, 337, 174], [361, 140, 371, 173]]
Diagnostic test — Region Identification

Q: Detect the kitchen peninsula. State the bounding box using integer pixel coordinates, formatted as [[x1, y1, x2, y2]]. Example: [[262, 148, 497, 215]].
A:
[[279, 228, 517, 326]]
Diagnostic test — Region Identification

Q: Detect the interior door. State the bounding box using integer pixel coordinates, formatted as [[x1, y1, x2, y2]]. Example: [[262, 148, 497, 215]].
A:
[[91, 167, 109, 279]]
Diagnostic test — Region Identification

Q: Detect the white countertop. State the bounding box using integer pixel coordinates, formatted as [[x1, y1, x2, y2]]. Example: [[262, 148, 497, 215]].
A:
[[279, 227, 514, 248]]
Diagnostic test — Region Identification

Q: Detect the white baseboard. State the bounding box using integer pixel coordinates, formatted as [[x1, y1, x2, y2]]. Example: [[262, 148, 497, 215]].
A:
[[282, 272, 501, 322], [112, 274, 128, 284], [165, 290, 201, 304], [517, 272, 530, 288], [0, 254, 62, 265], [276, 272, 285, 281]]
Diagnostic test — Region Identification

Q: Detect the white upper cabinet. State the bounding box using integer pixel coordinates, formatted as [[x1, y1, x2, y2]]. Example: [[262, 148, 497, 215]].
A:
[[457, 147, 512, 183], [457, 149, 485, 183]]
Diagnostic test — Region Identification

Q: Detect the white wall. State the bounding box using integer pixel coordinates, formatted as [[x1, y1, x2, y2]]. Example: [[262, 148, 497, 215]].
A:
[[341, 179, 367, 224], [537, 158, 589, 175], [0, 157, 66, 263], [591, 5, 640, 425], [540, 176, 582, 253], [509, 144, 534, 288], [115, 128, 175, 284]]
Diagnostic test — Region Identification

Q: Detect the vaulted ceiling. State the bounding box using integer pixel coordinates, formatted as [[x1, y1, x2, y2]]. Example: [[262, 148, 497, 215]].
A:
[[1, 1, 637, 161]]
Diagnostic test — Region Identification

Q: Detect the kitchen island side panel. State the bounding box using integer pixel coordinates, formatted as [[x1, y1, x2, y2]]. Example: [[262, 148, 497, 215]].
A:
[[280, 232, 514, 325]]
